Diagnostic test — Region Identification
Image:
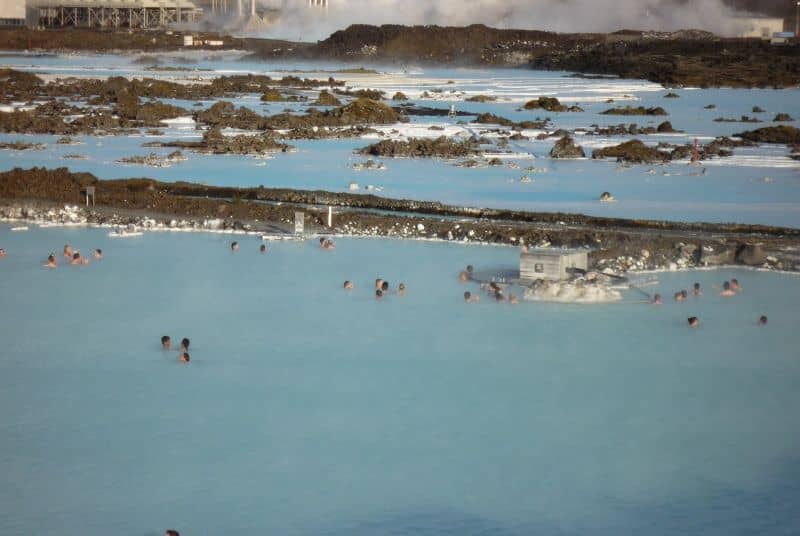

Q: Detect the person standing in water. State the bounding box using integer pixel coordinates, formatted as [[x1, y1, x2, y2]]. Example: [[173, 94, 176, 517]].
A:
[[161, 336, 171, 350], [63, 244, 72, 258]]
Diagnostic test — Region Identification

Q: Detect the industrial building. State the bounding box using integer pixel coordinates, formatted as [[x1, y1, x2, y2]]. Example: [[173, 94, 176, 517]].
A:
[[29, 0, 204, 29], [735, 16, 785, 38], [0, 0, 27, 27]]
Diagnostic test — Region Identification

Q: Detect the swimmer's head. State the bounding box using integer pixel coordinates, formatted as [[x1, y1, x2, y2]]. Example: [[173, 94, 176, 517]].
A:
[[693, 282, 700, 290], [73, 252, 80, 260], [399, 283, 405, 291], [181, 338, 190, 350], [688, 316, 699, 327], [653, 293, 662, 304], [375, 289, 383, 299], [723, 281, 731, 290], [165, 531, 180, 536], [466, 265, 473, 273], [681, 290, 688, 298], [231, 241, 239, 252], [343, 280, 353, 289], [47, 254, 55, 263], [161, 335, 171, 349], [260, 244, 266, 253], [464, 291, 471, 302], [381, 281, 389, 291], [375, 278, 384, 289], [320, 237, 326, 244], [758, 315, 768, 325], [180, 352, 190, 363], [731, 278, 740, 288], [0, 248, 5, 257]]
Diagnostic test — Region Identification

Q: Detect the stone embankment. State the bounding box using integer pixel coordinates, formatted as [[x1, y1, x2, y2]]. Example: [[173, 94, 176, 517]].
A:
[[2, 167, 798, 274]]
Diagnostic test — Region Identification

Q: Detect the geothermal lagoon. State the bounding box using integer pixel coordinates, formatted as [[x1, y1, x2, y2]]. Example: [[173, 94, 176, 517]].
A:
[[1, 50, 800, 535]]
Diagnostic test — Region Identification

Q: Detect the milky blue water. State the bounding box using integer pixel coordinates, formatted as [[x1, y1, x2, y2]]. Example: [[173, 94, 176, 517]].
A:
[[2, 51, 800, 226], [1, 226, 800, 535]]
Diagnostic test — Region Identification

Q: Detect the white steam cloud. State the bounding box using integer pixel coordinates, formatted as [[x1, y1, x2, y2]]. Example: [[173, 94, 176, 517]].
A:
[[255, 0, 748, 40]]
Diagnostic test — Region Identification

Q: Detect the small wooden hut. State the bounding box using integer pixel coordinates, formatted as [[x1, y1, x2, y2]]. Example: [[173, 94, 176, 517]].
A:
[[520, 249, 588, 281]]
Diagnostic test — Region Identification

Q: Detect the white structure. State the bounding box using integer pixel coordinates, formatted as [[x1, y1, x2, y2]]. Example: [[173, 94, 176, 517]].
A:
[[520, 249, 588, 281], [735, 17, 785, 39], [0, 0, 26, 26]]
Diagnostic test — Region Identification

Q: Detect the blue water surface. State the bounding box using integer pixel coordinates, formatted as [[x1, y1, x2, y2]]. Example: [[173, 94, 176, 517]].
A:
[[1, 226, 799, 535]]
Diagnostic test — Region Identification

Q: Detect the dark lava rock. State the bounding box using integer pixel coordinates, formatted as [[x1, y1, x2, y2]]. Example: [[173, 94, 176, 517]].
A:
[[735, 243, 766, 265], [592, 139, 669, 163], [260, 89, 285, 102], [752, 106, 765, 113], [773, 113, 795, 122], [601, 106, 668, 116], [550, 135, 585, 158], [358, 136, 478, 158], [656, 121, 676, 133], [735, 126, 800, 144], [524, 97, 567, 112], [474, 113, 546, 130], [391, 91, 409, 101], [314, 90, 341, 106], [664, 92, 680, 98], [704, 104, 716, 109], [466, 95, 497, 102]]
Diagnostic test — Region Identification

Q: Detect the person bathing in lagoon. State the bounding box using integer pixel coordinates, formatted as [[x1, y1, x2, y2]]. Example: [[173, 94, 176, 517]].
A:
[[165, 530, 180, 536], [260, 244, 267, 254], [688, 316, 700, 328], [231, 241, 239, 252], [94, 249, 102, 260], [44, 254, 57, 268], [459, 265, 474, 282], [375, 278, 384, 290], [375, 289, 383, 299], [674, 290, 688, 302], [692, 282, 702, 296], [161, 336, 171, 350], [464, 291, 478, 303], [63, 243, 72, 258], [398, 283, 406, 296], [720, 281, 736, 297], [653, 293, 663, 305], [343, 280, 353, 290], [758, 315, 768, 326], [0, 248, 5, 258], [508, 293, 519, 304], [731, 278, 741, 292], [180, 338, 190, 352], [319, 237, 335, 250], [381, 281, 389, 292], [71, 252, 88, 265], [179, 352, 190, 363]]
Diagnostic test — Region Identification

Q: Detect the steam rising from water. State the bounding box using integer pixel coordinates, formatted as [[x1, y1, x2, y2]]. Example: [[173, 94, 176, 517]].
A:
[[254, 0, 747, 40]]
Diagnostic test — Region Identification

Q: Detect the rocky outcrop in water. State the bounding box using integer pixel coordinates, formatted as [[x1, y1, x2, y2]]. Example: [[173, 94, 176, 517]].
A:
[[314, 90, 342, 106], [601, 106, 668, 116], [474, 113, 547, 130], [592, 140, 669, 163], [734, 126, 800, 144], [359, 136, 479, 158], [0, 141, 45, 150], [773, 113, 795, 122], [524, 97, 567, 112], [549, 135, 585, 158]]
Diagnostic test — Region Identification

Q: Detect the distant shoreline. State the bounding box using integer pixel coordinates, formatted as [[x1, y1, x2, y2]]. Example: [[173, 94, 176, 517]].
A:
[[1, 25, 798, 88]]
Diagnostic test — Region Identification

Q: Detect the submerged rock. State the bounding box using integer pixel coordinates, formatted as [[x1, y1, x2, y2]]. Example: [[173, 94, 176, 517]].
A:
[[466, 94, 497, 102], [260, 89, 285, 102]]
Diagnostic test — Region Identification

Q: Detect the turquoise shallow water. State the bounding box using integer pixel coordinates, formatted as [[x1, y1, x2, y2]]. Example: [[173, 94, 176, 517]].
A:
[[1, 226, 799, 535]]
